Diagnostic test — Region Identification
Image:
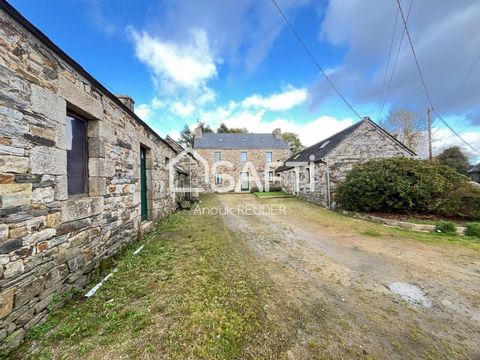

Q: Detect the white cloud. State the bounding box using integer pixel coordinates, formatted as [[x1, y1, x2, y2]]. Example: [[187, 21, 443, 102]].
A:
[[242, 86, 307, 111], [129, 27, 217, 97], [432, 127, 480, 161], [171, 101, 195, 117], [135, 103, 151, 120]]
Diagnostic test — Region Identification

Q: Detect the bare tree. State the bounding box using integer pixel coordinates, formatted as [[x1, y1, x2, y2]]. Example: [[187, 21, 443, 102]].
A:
[[380, 106, 428, 156]]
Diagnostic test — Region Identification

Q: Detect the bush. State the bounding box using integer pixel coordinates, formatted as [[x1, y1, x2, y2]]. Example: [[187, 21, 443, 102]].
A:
[[336, 157, 466, 213], [250, 186, 259, 193], [435, 221, 457, 235], [433, 182, 480, 220], [465, 223, 480, 238]]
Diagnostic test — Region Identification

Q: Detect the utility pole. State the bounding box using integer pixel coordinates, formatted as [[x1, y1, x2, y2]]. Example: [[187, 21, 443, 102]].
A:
[[427, 107, 432, 160]]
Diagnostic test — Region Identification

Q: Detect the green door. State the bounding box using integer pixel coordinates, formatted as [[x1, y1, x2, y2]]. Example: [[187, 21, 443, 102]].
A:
[[140, 146, 148, 222]]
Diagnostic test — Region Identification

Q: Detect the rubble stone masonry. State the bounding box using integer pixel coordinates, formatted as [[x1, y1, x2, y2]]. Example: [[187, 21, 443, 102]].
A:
[[0, 4, 179, 348]]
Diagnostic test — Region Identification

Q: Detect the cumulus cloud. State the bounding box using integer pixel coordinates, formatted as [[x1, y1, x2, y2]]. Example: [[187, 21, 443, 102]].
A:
[[135, 103, 151, 120], [129, 27, 217, 99], [242, 86, 307, 111]]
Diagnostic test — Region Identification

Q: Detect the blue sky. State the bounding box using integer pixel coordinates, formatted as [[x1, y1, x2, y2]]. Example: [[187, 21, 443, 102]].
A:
[[10, 0, 480, 161]]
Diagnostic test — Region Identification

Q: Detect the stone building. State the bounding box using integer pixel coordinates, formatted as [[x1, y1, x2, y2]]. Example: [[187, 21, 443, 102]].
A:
[[469, 164, 480, 183], [193, 128, 290, 192], [0, 2, 187, 347], [276, 117, 415, 206]]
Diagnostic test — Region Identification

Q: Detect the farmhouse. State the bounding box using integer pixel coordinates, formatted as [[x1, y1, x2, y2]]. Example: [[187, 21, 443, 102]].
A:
[[469, 164, 480, 183], [276, 117, 415, 206], [0, 2, 194, 345], [193, 128, 290, 192]]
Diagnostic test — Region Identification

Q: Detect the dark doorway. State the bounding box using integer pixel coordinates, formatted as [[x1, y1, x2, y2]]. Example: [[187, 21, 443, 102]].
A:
[[140, 146, 148, 222]]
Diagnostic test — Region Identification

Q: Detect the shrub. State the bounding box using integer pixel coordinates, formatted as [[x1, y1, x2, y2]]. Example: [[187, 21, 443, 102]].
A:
[[433, 182, 480, 220], [250, 186, 259, 193], [336, 157, 465, 213], [435, 221, 457, 235], [465, 223, 480, 238]]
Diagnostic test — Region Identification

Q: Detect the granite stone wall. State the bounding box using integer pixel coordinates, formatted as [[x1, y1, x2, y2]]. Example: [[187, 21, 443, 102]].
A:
[[280, 121, 414, 206], [0, 6, 179, 348], [195, 148, 289, 192]]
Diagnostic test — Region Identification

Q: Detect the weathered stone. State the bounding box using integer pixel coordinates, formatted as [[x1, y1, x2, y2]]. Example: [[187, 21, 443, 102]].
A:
[[14, 174, 41, 183], [30, 125, 56, 141], [25, 216, 46, 231], [67, 255, 85, 272], [30, 146, 66, 175], [0, 173, 14, 184], [0, 239, 22, 254], [2, 328, 25, 349], [88, 137, 105, 158], [0, 145, 24, 156], [3, 260, 23, 279], [45, 212, 61, 228], [0, 106, 26, 138], [8, 226, 28, 239], [0, 224, 8, 241], [36, 241, 49, 253], [15, 308, 34, 326], [13, 246, 33, 259], [0, 183, 32, 208], [59, 75, 103, 120], [56, 218, 91, 236], [34, 293, 53, 313], [88, 158, 115, 177], [54, 175, 67, 201], [47, 235, 67, 248], [14, 278, 44, 307], [31, 84, 66, 124], [0, 155, 29, 173], [23, 133, 56, 147], [0, 255, 9, 265], [22, 228, 56, 246], [61, 196, 104, 222], [0, 328, 6, 342], [88, 176, 106, 196], [32, 186, 54, 204], [0, 288, 15, 319]]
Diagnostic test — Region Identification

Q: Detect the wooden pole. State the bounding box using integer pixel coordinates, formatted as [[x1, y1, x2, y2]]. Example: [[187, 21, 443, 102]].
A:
[[427, 107, 432, 160]]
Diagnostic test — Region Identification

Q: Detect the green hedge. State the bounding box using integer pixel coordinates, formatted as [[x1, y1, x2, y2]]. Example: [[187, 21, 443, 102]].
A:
[[336, 157, 479, 219]]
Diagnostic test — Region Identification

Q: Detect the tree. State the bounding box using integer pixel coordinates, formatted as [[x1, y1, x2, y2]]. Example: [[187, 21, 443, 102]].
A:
[[282, 132, 304, 153], [380, 106, 427, 155], [217, 123, 248, 133], [197, 121, 213, 133], [436, 146, 470, 175], [179, 124, 193, 148]]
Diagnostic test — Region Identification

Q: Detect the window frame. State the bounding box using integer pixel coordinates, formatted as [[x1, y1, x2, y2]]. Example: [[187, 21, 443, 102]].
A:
[[268, 171, 274, 182], [214, 151, 221, 162], [265, 151, 273, 162], [240, 151, 248, 163], [66, 111, 89, 197], [215, 173, 222, 184]]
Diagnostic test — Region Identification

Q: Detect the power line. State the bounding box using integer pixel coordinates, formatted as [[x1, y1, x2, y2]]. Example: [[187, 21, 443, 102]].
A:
[[271, 0, 362, 120], [378, 0, 414, 119], [396, 0, 480, 155], [376, 7, 400, 120]]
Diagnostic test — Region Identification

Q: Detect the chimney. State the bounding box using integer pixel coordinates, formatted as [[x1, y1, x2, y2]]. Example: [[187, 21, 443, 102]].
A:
[[193, 126, 203, 139], [273, 128, 282, 139], [116, 95, 135, 112]]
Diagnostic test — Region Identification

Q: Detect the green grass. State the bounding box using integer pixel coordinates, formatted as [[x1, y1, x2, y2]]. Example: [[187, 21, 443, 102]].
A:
[[253, 191, 292, 198], [8, 196, 296, 359]]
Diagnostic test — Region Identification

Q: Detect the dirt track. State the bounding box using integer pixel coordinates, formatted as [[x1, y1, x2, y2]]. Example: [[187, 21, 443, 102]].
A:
[[217, 194, 480, 359]]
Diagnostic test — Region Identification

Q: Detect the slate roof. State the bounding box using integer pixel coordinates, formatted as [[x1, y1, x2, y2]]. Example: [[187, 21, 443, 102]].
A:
[[276, 118, 415, 173], [194, 133, 289, 149]]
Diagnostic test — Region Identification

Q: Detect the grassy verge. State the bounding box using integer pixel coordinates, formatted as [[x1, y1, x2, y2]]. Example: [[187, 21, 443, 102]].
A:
[[253, 191, 292, 198], [9, 196, 296, 359]]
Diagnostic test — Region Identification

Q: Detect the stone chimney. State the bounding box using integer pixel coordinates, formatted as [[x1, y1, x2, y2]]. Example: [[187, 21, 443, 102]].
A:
[[116, 95, 135, 112], [273, 128, 282, 139], [193, 126, 203, 139]]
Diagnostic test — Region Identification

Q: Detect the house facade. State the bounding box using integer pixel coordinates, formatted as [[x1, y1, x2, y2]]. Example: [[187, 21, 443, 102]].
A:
[[469, 164, 480, 183], [0, 2, 189, 347], [276, 117, 415, 207], [193, 129, 290, 192]]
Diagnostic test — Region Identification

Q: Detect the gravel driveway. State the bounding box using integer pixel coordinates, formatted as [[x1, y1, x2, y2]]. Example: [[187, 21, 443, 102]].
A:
[[217, 194, 480, 359]]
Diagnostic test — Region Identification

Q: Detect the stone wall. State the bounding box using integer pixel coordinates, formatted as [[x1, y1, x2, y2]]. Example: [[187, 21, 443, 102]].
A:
[[195, 148, 289, 192], [280, 121, 414, 206], [0, 6, 179, 348]]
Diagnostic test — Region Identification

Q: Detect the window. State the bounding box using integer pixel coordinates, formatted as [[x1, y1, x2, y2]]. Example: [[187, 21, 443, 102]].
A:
[[214, 151, 221, 162], [240, 152, 248, 163], [215, 173, 222, 184], [66, 113, 88, 196], [269, 171, 274, 182], [165, 156, 170, 166], [305, 168, 310, 182], [265, 152, 272, 162]]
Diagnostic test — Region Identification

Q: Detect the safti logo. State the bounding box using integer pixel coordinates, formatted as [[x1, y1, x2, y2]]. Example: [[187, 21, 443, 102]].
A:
[[168, 148, 284, 194]]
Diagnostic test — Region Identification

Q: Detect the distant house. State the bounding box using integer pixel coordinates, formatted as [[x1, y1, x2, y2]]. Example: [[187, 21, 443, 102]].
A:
[[469, 164, 480, 183], [193, 128, 290, 192], [276, 117, 416, 207]]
